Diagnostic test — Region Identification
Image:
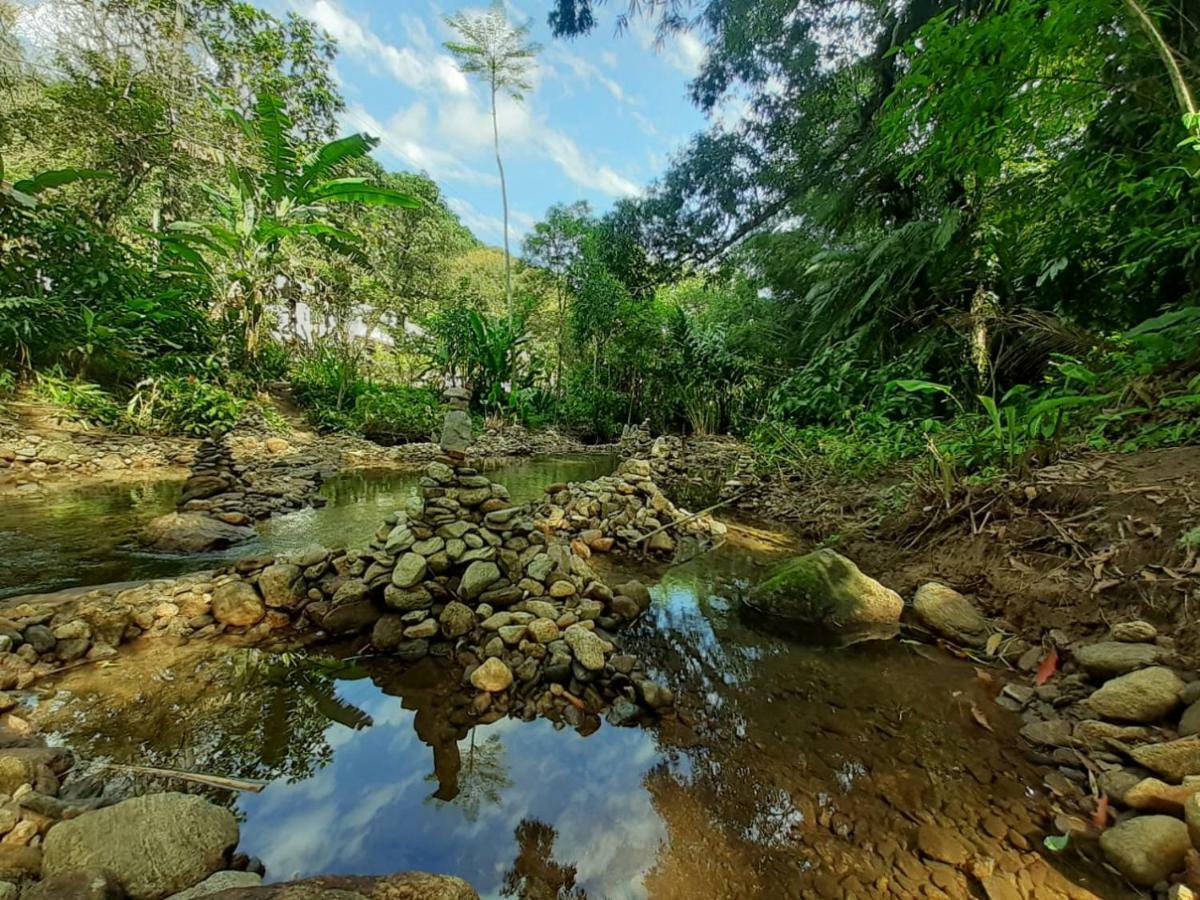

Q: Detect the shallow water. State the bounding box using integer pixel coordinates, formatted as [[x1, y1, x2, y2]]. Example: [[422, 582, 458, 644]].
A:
[[32, 537, 1120, 899], [0, 453, 615, 599]]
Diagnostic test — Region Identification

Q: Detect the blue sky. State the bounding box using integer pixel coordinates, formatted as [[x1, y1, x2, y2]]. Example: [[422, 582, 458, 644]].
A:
[[264, 0, 717, 246]]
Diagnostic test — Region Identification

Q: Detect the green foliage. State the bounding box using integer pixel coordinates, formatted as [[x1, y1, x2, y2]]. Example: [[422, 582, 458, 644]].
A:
[[125, 376, 245, 436], [353, 385, 442, 444]]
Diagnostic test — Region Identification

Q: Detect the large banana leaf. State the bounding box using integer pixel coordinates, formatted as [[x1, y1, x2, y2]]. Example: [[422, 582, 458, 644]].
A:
[[308, 178, 421, 207], [296, 134, 378, 197], [254, 94, 297, 203]]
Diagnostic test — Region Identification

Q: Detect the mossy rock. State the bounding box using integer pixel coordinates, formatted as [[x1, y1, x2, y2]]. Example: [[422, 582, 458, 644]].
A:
[[745, 549, 902, 637]]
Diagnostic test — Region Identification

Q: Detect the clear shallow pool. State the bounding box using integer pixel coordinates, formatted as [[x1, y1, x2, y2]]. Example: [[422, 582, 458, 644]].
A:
[[0, 453, 616, 599], [31, 538, 1123, 899]]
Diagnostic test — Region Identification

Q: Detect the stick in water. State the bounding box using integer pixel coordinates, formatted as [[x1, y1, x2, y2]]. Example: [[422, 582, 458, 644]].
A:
[[84, 761, 267, 793]]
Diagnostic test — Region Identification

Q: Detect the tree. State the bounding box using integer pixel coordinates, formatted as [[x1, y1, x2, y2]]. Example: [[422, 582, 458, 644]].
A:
[[444, 3, 541, 325], [160, 93, 419, 358]]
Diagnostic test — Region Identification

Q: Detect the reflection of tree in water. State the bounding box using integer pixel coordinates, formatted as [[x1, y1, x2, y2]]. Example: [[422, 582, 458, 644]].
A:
[[48, 648, 372, 786], [424, 730, 511, 821], [501, 818, 588, 900]]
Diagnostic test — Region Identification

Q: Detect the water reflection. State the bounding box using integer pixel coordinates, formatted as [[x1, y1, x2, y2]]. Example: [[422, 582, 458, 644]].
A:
[[0, 453, 617, 598]]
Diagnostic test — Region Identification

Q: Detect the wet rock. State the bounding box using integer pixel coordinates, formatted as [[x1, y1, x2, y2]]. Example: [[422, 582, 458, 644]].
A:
[[1074, 641, 1163, 678], [319, 600, 380, 636], [165, 869, 262, 898], [371, 616, 407, 651], [382, 586, 432, 612], [1085, 667, 1184, 722], [459, 562, 501, 601], [22, 626, 54, 655], [1099, 814, 1190, 886], [257, 565, 305, 610], [470, 658, 513, 693], [140, 513, 253, 554], [916, 823, 970, 866], [634, 679, 673, 710], [1180, 699, 1200, 737], [0, 843, 40, 879], [744, 549, 902, 636], [42, 792, 239, 900], [1131, 738, 1200, 781], [1074, 719, 1159, 749], [1112, 621, 1158, 643], [1186, 792, 1200, 848], [911, 583, 988, 647], [1019, 719, 1073, 748], [211, 582, 265, 627], [21, 867, 125, 899], [1099, 768, 1146, 806]]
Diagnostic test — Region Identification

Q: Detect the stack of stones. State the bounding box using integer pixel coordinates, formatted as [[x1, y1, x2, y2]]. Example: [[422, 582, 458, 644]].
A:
[[535, 458, 727, 557]]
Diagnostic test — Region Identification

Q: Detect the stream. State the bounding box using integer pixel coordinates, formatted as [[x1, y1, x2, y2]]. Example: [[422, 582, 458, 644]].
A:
[[3, 454, 1120, 898]]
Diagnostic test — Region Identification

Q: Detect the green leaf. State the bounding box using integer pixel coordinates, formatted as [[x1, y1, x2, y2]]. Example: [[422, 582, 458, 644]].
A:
[[308, 179, 422, 208], [12, 169, 114, 195], [1043, 834, 1069, 852]]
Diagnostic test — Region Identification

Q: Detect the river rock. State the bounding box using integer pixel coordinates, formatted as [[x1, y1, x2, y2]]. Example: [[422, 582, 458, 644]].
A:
[[165, 869, 262, 898], [1112, 621, 1158, 643], [210, 582, 265, 627], [470, 658, 513, 693], [42, 792, 239, 899], [1130, 737, 1200, 781], [139, 513, 253, 553], [439, 602, 475, 639], [744, 549, 902, 636], [391, 553, 427, 589], [1186, 792, 1200, 848], [1085, 667, 1184, 722], [460, 562, 501, 601], [1124, 777, 1200, 814], [1074, 641, 1163, 678], [189, 872, 477, 899], [563, 624, 606, 671], [911, 583, 988, 646], [1019, 718, 1073, 748], [0, 843, 41, 879], [22, 867, 125, 899], [614, 581, 652, 611], [1099, 814, 1191, 886], [1179, 699, 1200, 737], [256, 564, 305, 610]]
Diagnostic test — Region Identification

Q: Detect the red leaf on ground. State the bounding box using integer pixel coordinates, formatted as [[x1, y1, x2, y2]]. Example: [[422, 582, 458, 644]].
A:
[[1092, 793, 1109, 829], [1035, 647, 1059, 686]]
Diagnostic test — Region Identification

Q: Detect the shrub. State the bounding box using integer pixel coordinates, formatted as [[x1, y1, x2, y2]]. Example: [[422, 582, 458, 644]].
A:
[[353, 384, 442, 444], [126, 376, 244, 436]]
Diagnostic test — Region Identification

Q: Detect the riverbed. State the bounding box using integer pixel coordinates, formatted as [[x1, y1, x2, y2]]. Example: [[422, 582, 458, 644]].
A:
[[4, 454, 1122, 898]]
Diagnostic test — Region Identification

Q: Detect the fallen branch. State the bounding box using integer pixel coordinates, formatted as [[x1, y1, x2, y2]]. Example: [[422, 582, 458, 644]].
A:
[[634, 488, 757, 545], [82, 761, 267, 793]]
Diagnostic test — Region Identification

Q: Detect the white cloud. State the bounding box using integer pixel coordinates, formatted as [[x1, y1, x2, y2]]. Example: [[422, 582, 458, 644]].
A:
[[600, 50, 619, 70], [447, 196, 535, 244], [542, 131, 639, 197], [544, 44, 634, 107], [629, 19, 708, 78]]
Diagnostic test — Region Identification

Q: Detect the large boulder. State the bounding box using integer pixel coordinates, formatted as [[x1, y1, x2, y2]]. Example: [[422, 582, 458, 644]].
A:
[[1098, 815, 1191, 886], [211, 582, 265, 628], [1074, 641, 1163, 678], [200, 872, 477, 899], [744, 549, 902, 637], [1085, 667, 1184, 723], [256, 564, 306, 610], [1131, 737, 1200, 781], [140, 513, 254, 554], [911, 583, 988, 646], [42, 792, 239, 900]]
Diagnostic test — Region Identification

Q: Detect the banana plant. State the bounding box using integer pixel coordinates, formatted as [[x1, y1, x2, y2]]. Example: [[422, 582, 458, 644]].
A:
[[0, 153, 113, 209], [158, 93, 420, 358]]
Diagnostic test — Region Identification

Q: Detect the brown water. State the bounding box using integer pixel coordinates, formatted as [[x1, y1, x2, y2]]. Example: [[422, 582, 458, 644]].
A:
[[29, 532, 1121, 899]]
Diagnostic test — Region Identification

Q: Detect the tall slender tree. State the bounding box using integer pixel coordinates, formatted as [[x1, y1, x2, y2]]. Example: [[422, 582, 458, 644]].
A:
[[444, 3, 540, 325]]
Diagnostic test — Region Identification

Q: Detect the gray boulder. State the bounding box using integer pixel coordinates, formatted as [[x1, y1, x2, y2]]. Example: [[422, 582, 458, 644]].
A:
[[140, 513, 254, 554], [911, 583, 988, 646], [42, 792, 239, 900], [1098, 815, 1190, 886], [1085, 667, 1184, 722], [1074, 641, 1163, 678], [744, 549, 902, 637]]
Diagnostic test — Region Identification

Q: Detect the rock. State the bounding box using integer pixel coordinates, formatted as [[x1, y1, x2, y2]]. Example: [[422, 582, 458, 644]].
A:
[[1131, 738, 1200, 781], [1112, 621, 1158, 643], [1099, 768, 1145, 806], [1098, 814, 1190, 886], [916, 823, 970, 866], [459, 562, 501, 601], [0, 843, 40, 879], [744, 549, 902, 636], [439, 410, 473, 456], [391, 554, 427, 590], [382, 586, 432, 612], [911, 583, 989, 647], [1180, 699, 1200, 737], [1085, 667, 1184, 722], [165, 870, 262, 898], [42, 793, 238, 900], [439, 602, 475, 639], [211, 582, 265, 627], [186, 872, 477, 899], [1074, 641, 1163, 677], [563, 625, 606, 671], [140, 513, 253, 553], [256, 565, 305, 610], [21, 868, 125, 899], [548, 580, 575, 599], [319, 599, 380, 635], [371, 615, 407, 651], [1019, 719, 1073, 748], [614, 581, 652, 611], [526, 619, 559, 644], [1186, 792, 1200, 848], [1124, 777, 1200, 814], [634, 679, 673, 709], [1074, 719, 1159, 749], [470, 658, 513, 693]]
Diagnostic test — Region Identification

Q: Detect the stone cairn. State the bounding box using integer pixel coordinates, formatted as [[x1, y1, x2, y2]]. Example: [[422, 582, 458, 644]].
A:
[[535, 457, 727, 557]]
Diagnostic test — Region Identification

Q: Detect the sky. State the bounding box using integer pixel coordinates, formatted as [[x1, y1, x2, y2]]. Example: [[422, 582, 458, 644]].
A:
[[255, 0, 715, 248]]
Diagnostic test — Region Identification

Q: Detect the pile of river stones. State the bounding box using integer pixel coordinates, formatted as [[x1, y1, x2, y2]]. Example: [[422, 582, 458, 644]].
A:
[[534, 457, 727, 557]]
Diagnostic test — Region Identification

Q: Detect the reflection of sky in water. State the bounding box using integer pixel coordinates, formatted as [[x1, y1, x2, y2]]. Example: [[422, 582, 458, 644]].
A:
[[235, 677, 668, 899]]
